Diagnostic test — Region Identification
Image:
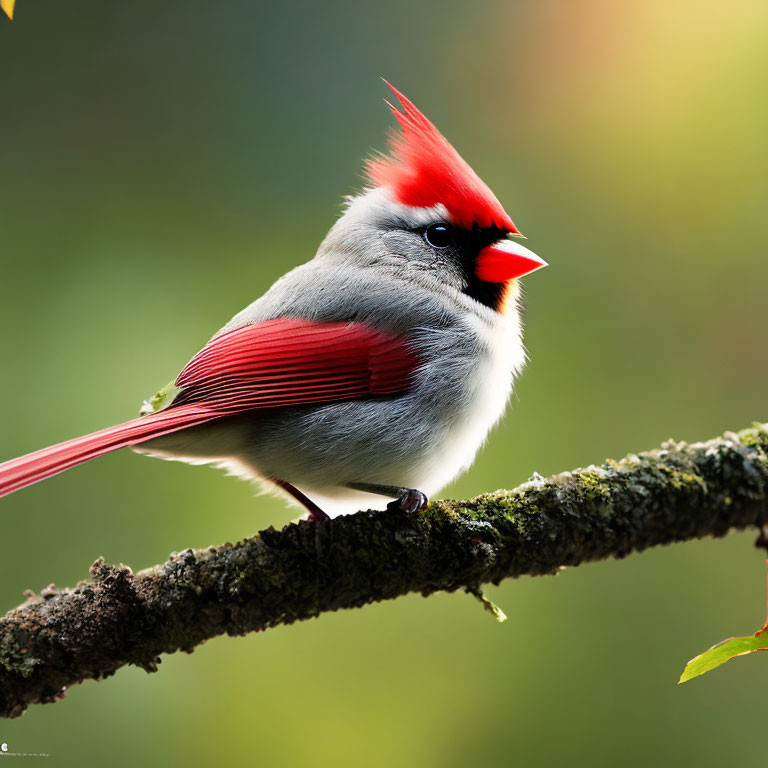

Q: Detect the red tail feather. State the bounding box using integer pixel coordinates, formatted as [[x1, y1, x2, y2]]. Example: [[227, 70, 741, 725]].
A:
[[0, 405, 219, 499]]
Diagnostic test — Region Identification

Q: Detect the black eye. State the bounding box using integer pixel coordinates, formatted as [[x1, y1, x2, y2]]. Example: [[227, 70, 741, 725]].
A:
[[424, 222, 454, 248]]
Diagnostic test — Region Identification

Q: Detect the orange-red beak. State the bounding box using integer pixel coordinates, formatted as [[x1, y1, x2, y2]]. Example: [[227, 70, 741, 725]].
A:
[[475, 239, 548, 283]]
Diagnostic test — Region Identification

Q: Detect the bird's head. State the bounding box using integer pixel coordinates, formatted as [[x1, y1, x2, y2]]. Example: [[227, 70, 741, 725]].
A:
[[318, 83, 546, 313]]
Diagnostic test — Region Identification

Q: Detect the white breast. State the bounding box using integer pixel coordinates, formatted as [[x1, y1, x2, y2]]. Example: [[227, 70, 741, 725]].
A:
[[413, 308, 526, 496]]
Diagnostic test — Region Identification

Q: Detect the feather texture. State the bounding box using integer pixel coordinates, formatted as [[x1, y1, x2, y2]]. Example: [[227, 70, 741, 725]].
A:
[[0, 319, 417, 498], [172, 319, 417, 410]]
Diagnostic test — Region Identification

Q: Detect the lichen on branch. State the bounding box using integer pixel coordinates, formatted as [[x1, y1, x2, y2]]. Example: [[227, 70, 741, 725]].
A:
[[1, 424, 767, 718]]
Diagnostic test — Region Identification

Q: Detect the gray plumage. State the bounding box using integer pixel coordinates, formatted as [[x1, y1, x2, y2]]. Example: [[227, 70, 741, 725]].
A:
[[137, 189, 527, 515]]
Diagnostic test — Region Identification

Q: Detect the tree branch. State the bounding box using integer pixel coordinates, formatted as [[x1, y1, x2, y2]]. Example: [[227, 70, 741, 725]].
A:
[[2, 424, 767, 717]]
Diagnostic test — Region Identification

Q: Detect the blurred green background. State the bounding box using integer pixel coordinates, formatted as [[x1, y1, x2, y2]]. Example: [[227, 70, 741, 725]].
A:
[[1, 0, 767, 765]]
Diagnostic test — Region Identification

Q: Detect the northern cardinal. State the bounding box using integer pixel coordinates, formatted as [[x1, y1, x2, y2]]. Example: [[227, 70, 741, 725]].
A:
[[0, 83, 546, 519]]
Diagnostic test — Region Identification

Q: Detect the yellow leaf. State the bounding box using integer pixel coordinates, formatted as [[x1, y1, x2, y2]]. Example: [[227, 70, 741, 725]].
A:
[[1, 0, 15, 21]]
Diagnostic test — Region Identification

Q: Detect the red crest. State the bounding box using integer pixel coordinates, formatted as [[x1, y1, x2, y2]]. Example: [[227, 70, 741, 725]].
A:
[[366, 83, 519, 234]]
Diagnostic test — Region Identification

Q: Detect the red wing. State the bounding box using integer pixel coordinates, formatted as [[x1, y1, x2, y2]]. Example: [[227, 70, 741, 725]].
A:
[[0, 319, 418, 499], [170, 318, 418, 414]]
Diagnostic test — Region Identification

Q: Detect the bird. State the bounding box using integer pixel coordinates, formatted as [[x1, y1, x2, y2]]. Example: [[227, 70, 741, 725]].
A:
[[0, 83, 547, 520]]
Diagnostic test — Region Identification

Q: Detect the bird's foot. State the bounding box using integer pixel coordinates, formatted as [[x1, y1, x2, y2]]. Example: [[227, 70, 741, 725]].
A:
[[386, 489, 428, 514], [345, 481, 429, 514]]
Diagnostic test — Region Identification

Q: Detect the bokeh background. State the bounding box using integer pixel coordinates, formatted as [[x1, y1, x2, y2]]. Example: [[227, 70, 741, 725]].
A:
[[1, 0, 767, 765]]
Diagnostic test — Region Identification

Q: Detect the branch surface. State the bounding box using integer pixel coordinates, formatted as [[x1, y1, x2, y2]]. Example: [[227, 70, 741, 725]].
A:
[[2, 424, 767, 717]]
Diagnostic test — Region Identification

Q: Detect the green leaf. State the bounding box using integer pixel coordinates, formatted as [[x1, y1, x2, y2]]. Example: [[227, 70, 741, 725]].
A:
[[139, 380, 182, 416], [679, 632, 768, 683]]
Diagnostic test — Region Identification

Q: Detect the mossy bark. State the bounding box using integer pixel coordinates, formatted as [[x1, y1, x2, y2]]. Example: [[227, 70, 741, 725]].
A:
[[2, 424, 767, 718]]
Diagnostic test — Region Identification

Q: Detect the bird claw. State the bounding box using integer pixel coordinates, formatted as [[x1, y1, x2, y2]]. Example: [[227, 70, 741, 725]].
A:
[[386, 489, 428, 514]]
